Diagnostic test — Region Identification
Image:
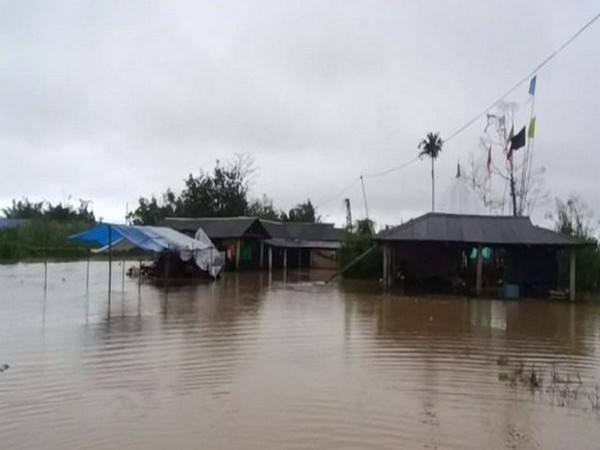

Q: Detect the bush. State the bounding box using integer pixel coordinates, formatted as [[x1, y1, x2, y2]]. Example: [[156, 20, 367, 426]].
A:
[[0, 220, 93, 262], [337, 219, 382, 279]]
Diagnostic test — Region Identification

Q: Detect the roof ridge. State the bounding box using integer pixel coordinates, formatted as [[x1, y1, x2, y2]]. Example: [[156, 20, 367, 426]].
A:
[[424, 212, 531, 220]]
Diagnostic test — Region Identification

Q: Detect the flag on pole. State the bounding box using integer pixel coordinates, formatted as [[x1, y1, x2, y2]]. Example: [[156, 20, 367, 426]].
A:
[[529, 75, 537, 96], [528, 116, 536, 138], [507, 126, 526, 160], [487, 146, 492, 173]]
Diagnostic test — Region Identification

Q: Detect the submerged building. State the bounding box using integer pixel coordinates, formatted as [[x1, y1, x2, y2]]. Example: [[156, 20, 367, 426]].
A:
[[161, 217, 346, 271], [376, 212, 588, 300]]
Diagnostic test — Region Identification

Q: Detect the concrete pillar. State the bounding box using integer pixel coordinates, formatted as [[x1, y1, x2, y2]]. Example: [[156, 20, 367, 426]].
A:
[[476, 244, 483, 297], [569, 247, 576, 302], [268, 245, 273, 271], [236, 239, 241, 271]]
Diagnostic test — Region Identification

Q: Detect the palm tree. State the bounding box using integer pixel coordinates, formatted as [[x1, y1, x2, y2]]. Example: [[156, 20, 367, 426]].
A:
[[418, 132, 444, 211]]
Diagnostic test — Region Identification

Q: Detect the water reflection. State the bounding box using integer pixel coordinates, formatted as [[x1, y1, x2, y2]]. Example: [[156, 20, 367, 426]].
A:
[[0, 262, 599, 450]]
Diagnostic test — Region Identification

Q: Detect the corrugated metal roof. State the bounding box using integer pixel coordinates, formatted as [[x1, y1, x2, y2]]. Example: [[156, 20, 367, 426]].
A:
[[261, 220, 346, 242], [162, 217, 266, 239], [376, 213, 587, 246], [265, 238, 341, 249], [163, 217, 347, 244]]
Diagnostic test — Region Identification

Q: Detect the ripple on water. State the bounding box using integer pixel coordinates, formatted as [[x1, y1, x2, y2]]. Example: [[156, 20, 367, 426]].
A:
[[1, 263, 600, 449]]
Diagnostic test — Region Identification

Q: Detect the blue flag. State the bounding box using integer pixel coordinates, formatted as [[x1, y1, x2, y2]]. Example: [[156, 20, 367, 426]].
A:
[[529, 76, 537, 96]]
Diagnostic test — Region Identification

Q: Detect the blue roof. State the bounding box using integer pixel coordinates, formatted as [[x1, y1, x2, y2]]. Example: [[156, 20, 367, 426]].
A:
[[67, 223, 215, 253]]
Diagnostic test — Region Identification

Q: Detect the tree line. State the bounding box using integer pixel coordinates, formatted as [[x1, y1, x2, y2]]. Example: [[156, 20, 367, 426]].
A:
[[126, 155, 319, 225]]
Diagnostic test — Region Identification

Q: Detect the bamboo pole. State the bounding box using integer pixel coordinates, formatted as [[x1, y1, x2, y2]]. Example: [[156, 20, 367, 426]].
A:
[[476, 245, 483, 296], [43, 219, 48, 292], [569, 248, 576, 302], [108, 224, 112, 312], [121, 257, 125, 291], [325, 245, 377, 284], [86, 251, 90, 292]]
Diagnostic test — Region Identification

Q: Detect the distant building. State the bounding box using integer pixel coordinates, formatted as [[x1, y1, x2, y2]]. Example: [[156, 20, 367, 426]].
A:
[[376, 212, 588, 300], [161, 217, 346, 271]]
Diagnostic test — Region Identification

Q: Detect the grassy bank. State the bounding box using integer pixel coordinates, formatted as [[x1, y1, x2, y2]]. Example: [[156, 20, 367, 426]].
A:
[[0, 220, 93, 262]]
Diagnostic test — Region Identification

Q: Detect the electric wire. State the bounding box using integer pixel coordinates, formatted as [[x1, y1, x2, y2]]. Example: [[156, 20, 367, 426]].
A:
[[443, 11, 600, 143]]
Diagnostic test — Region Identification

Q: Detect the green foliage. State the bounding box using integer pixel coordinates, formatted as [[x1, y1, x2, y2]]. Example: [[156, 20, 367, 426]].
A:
[[0, 220, 92, 261], [3, 198, 95, 223], [283, 199, 319, 223], [128, 156, 252, 225], [418, 132, 443, 160], [247, 195, 283, 221], [128, 155, 320, 225], [338, 218, 381, 279], [552, 196, 600, 293]]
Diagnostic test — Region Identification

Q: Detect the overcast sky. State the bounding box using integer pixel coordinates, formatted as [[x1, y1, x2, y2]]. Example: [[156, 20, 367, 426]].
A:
[[1, 0, 599, 227]]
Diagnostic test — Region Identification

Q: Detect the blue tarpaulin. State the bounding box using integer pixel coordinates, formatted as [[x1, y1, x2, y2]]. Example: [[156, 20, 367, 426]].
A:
[[68, 224, 222, 276]]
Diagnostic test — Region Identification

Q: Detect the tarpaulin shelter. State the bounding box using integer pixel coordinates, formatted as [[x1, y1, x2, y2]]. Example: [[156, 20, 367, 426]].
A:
[[68, 224, 223, 279]]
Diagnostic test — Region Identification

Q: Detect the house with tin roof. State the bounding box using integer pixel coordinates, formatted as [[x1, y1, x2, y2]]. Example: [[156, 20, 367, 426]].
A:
[[376, 212, 588, 300], [161, 217, 346, 271]]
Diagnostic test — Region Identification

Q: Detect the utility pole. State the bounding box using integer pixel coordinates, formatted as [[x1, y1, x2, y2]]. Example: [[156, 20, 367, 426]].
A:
[[344, 198, 352, 231], [360, 175, 369, 221]]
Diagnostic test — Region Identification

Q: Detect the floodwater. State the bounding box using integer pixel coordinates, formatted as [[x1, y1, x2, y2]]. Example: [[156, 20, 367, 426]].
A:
[[1, 262, 600, 450]]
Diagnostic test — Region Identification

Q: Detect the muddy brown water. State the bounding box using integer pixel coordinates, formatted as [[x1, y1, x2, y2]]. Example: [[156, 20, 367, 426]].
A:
[[1, 261, 600, 449]]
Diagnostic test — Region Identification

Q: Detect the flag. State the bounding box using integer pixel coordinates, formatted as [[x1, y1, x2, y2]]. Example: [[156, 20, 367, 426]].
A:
[[529, 75, 537, 96], [487, 146, 492, 173], [507, 126, 526, 160], [528, 116, 536, 138]]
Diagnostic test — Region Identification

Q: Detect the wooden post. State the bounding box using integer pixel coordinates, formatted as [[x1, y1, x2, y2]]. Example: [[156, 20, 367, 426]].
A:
[[382, 245, 389, 287], [86, 252, 90, 292], [43, 220, 48, 292], [108, 224, 112, 311], [236, 239, 241, 271], [268, 245, 273, 271], [259, 241, 264, 269], [390, 245, 395, 286], [476, 244, 483, 297], [122, 257, 126, 291], [569, 247, 576, 302]]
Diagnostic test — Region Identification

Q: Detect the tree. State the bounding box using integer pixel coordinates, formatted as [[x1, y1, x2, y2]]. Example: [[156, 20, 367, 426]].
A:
[[550, 195, 600, 293], [2, 198, 95, 223], [247, 195, 283, 220], [418, 132, 443, 211], [338, 218, 380, 279], [284, 199, 319, 223], [465, 102, 547, 216], [128, 154, 255, 224]]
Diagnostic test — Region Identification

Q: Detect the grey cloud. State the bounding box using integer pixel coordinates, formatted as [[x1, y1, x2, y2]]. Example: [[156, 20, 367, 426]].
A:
[[1, 0, 599, 225]]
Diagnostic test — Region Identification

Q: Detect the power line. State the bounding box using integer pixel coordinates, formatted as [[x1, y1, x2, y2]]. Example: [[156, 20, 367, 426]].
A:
[[363, 156, 420, 179], [314, 155, 421, 209], [314, 177, 360, 209], [316, 11, 600, 215], [443, 11, 600, 143]]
